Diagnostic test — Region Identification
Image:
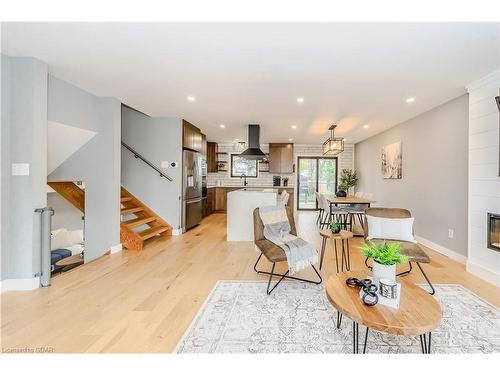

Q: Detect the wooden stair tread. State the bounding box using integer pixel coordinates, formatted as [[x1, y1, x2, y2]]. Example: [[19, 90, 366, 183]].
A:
[[123, 216, 156, 228], [121, 197, 132, 203], [121, 206, 144, 215], [139, 226, 169, 240]]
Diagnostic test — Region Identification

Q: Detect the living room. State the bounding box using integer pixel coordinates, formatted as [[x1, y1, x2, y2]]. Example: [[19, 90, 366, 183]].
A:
[[1, 1, 499, 374]]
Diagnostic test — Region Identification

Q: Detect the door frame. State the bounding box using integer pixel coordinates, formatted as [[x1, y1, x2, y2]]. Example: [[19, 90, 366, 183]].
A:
[[296, 156, 338, 211]]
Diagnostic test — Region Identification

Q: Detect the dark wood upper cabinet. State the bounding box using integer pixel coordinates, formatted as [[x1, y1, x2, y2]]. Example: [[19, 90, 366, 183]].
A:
[[182, 120, 203, 152], [268, 143, 294, 173], [207, 142, 218, 173], [201, 133, 207, 156]]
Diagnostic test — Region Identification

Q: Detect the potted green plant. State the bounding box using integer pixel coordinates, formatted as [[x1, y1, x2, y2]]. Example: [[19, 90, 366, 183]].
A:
[[336, 169, 358, 197], [361, 241, 408, 285], [330, 220, 342, 234]]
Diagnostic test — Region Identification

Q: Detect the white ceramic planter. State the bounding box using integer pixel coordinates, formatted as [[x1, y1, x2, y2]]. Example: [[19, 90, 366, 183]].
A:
[[372, 261, 396, 287]]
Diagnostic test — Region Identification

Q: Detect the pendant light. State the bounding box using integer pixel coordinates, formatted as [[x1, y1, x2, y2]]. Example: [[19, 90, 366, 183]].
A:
[[322, 124, 344, 155]]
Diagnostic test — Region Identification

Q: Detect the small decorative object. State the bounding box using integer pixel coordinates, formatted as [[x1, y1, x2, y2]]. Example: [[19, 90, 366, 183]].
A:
[[330, 220, 342, 234], [322, 123, 345, 156], [335, 187, 347, 197], [361, 241, 408, 286], [346, 277, 378, 306], [382, 142, 402, 179], [379, 278, 398, 299], [283, 177, 289, 187]]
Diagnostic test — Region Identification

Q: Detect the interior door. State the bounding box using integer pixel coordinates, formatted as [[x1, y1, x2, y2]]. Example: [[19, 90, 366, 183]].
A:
[[297, 157, 337, 210]]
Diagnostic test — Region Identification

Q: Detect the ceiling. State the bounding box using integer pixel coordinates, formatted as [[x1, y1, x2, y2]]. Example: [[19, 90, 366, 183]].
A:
[[2, 23, 499, 144]]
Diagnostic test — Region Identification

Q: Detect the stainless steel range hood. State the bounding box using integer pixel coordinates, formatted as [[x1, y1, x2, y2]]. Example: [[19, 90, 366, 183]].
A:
[[239, 124, 267, 160]]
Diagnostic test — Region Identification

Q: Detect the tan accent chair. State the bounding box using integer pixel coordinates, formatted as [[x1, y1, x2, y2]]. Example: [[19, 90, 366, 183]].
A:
[[253, 206, 322, 295], [363, 207, 435, 295]]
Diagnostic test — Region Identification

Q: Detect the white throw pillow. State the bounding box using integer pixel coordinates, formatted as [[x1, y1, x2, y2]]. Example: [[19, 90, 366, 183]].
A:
[[51, 228, 73, 250], [68, 229, 84, 245], [366, 216, 416, 243]]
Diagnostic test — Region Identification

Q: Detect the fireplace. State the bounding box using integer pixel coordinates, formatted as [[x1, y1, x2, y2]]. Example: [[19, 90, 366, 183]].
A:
[[487, 213, 500, 252]]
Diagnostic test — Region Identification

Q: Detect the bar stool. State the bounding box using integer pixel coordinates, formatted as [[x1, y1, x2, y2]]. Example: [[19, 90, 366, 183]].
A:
[[319, 229, 354, 273]]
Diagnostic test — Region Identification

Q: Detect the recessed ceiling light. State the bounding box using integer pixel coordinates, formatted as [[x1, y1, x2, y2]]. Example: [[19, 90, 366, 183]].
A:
[[406, 97, 415, 103], [219, 124, 225, 128], [187, 96, 196, 102], [291, 125, 297, 129], [288, 138, 293, 142], [296, 97, 304, 103], [363, 124, 369, 129], [235, 138, 239, 141]]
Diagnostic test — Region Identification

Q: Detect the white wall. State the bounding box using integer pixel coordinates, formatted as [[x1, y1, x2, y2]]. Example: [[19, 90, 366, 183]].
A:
[[48, 192, 84, 231], [1, 55, 48, 285], [466, 70, 500, 286], [121, 106, 183, 232], [355, 95, 469, 259], [47, 76, 121, 263]]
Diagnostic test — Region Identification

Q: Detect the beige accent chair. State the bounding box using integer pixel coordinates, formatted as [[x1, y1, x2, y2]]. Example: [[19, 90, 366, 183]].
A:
[[363, 207, 435, 295], [253, 206, 322, 295]]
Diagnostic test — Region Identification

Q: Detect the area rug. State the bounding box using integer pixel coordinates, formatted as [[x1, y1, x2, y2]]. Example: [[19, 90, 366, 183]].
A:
[[175, 281, 500, 353]]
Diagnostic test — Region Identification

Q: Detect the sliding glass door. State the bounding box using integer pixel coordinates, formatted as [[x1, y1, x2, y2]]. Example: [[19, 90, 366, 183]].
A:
[[297, 157, 338, 210]]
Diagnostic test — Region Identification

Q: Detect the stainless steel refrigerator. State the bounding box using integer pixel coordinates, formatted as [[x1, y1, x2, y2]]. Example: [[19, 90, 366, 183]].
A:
[[182, 149, 204, 231]]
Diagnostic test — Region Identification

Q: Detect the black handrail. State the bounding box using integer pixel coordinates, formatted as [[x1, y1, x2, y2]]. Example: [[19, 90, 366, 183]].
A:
[[121, 141, 173, 181]]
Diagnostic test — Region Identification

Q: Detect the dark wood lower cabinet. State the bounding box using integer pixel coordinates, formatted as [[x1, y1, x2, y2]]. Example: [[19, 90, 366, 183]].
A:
[[203, 188, 216, 217], [211, 186, 294, 213], [214, 187, 239, 212]]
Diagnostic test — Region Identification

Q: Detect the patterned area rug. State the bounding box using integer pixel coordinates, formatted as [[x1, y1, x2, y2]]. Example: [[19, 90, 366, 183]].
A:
[[176, 281, 500, 353]]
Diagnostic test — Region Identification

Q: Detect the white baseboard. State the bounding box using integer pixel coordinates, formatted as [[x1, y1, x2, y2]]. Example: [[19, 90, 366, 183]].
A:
[[172, 228, 182, 236], [0, 277, 40, 292], [466, 261, 500, 287], [110, 243, 123, 254], [415, 236, 467, 264]]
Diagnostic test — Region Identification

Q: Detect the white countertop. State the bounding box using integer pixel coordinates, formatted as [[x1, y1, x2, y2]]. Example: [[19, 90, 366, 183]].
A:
[[233, 188, 278, 192]]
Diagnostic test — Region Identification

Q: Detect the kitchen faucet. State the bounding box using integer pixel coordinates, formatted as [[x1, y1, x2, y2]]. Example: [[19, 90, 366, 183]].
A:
[[241, 174, 248, 186]]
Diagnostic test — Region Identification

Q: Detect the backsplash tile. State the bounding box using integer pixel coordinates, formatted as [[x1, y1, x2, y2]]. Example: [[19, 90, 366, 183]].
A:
[[207, 143, 354, 187]]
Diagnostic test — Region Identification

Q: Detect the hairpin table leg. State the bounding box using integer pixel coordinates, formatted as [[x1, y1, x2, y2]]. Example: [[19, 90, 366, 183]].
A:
[[363, 327, 369, 353], [336, 311, 343, 329]]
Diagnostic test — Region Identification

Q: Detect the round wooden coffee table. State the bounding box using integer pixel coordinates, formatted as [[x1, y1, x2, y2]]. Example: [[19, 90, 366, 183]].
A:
[[326, 270, 441, 353], [319, 229, 353, 272]]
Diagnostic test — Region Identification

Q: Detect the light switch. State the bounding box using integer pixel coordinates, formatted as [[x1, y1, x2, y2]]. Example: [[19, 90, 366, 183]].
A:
[[12, 163, 30, 176]]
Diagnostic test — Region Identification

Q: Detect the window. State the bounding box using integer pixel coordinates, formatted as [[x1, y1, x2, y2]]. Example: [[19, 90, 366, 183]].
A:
[[231, 154, 258, 178]]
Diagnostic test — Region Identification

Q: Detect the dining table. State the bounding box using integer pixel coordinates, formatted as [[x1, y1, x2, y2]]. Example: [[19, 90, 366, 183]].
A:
[[324, 195, 376, 236], [325, 195, 376, 207]]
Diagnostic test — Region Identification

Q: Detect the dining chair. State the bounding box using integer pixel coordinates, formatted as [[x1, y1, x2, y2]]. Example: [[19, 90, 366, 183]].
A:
[[320, 194, 348, 230], [345, 192, 371, 229], [278, 191, 290, 207], [315, 192, 323, 225]]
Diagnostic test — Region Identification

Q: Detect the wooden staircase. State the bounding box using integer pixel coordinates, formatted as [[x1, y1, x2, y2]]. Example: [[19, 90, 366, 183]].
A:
[[48, 181, 85, 212], [47, 182, 172, 251], [120, 186, 172, 250]]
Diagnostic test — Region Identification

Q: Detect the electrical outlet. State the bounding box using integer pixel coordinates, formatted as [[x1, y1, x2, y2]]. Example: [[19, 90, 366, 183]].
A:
[[448, 229, 454, 239]]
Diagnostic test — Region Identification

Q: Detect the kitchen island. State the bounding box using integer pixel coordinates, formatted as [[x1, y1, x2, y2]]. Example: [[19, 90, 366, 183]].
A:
[[227, 188, 279, 241]]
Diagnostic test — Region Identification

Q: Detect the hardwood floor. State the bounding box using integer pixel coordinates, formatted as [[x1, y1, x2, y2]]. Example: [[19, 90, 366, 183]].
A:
[[1, 212, 499, 353]]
